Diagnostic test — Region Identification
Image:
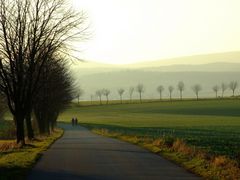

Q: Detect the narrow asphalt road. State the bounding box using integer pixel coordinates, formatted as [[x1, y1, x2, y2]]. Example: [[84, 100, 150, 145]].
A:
[[28, 124, 201, 180]]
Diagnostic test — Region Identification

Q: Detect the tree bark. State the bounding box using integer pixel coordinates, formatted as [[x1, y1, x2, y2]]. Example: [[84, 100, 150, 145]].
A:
[[139, 93, 142, 103], [45, 120, 50, 135], [36, 112, 45, 135], [16, 114, 25, 145], [25, 112, 34, 140], [51, 121, 55, 132]]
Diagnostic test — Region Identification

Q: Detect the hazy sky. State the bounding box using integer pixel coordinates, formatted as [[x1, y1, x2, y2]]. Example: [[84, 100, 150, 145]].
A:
[[70, 0, 240, 64]]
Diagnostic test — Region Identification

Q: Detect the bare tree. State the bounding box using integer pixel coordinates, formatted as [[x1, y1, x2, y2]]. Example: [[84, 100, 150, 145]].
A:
[[212, 85, 220, 98], [0, 93, 6, 121], [103, 89, 111, 104], [76, 88, 84, 105], [192, 84, 202, 100], [0, 0, 87, 145], [136, 84, 144, 103], [90, 95, 94, 105], [96, 90, 103, 105], [229, 81, 238, 97], [168, 86, 174, 101], [129, 87, 134, 102], [118, 88, 125, 104], [177, 81, 185, 100], [221, 83, 228, 98], [34, 59, 74, 135], [156, 85, 164, 100]]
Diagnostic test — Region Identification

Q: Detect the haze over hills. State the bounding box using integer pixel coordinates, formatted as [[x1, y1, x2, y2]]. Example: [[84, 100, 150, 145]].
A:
[[144, 62, 240, 72], [72, 51, 240, 75], [72, 52, 240, 101], [128, 51, 240, 67]]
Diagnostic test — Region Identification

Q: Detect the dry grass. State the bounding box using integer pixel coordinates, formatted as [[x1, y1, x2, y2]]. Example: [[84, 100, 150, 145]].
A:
[[213, 156, 229, 167], [0, 129, 64, 180], [0, 140, 17, 152]]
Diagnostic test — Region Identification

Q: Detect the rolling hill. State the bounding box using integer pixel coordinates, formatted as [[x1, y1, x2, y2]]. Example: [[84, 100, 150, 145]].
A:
[[71, 52, 240, 101]]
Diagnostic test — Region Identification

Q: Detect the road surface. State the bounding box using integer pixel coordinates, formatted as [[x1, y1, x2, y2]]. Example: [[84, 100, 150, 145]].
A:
[[28, 124, 201, 180]]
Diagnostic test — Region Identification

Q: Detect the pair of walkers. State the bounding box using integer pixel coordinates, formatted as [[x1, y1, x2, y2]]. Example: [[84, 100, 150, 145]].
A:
[[71, 117, 78, 126]]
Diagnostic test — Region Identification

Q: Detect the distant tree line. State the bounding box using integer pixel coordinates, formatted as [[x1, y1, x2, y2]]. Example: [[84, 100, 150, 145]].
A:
[[78, 81, 239, 105]]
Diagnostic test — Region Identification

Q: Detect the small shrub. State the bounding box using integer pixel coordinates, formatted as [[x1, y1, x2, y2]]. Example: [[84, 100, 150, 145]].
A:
[[213, 156, 228, 167], [172, 139, 193, 156], [197, 151, 210, 160], [152, 138, 165, 147], [210, 156, 240, 179], [163, 136, 175, 147], [101, 128, 109, 134]]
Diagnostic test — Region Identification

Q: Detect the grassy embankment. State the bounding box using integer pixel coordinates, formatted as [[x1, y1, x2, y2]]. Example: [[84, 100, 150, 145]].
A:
[[59, 98, 240, 179], [0, 125, 63, 180]]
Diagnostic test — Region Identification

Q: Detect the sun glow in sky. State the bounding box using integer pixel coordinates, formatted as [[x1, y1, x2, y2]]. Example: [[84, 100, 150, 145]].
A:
[[70, 0, 240, 64]]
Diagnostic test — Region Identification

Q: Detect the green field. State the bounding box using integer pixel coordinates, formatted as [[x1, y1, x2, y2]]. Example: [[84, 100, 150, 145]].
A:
[[59, 99, 240, 159], [0, 120, 15, 139]]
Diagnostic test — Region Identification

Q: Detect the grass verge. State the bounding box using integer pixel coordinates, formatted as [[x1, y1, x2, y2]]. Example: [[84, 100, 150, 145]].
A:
[[0, 129, 64, 180], [90, 128, 240, 180]]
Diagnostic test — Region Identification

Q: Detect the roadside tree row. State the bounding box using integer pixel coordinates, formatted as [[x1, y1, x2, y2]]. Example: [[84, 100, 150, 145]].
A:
[[0, 0, 87, 145]]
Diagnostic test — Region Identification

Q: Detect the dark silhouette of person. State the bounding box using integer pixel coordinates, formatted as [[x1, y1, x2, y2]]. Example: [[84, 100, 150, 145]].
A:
[[71, 117, 74, 126], [74, 117, 78, 126]]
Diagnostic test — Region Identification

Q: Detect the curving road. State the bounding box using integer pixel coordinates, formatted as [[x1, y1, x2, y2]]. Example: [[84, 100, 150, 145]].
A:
[[28, 124, 201, 180]]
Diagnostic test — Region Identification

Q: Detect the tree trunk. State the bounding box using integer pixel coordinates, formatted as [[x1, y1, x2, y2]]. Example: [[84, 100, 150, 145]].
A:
[[106, 96, 109, 104], [51, 121, 54, 132], [139, 93, 142, 103], [25, 112, 34, 140], [38, 120, 45, 134], [16, 114, 25, 145], [51, 114, 58, 132], [180, 91, 182, 100], [36, 112, 46, 135], [45, 118, 50, 135], [120, 95, 122, 104]]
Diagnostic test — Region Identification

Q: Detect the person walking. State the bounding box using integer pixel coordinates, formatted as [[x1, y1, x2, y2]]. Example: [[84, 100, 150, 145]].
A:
[[75, 117, 78, 125], [71, 117, 74, 126]]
